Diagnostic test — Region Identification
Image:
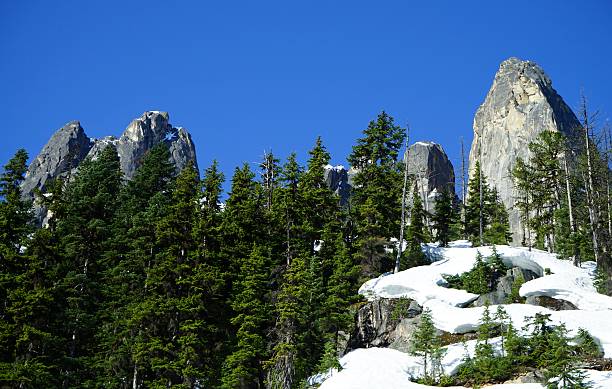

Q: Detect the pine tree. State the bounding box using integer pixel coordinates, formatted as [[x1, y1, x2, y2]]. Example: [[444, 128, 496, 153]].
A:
[[432, 187, 457, 247], [473, 304, 496, 383], [222, 244, 270, 389], [465, 161, 489, 245], [300, 137, 337, 251], [402, 185, 428, 270], [0, 150, 61, 387], [266, 254, 309, 389], [525, 313, 555, 367], [278, 153, 305, 267], [96, 143, 176, 386], [348, 111, 406, 276], [544, 325, 590, 389], [484, 188, 512, 245], [0, 149, 33, 360], [409, 308, 444, 382], [222, 163, 265, 282], [52, 145, 123, 385]]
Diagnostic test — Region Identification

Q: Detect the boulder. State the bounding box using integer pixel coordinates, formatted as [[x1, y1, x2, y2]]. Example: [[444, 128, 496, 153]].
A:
[[472, 266, 539, 307], [525, 296, 578, 311], [469, 57, 581, 245], [346, 298, 422, 354], [405, 141, 455, 213]]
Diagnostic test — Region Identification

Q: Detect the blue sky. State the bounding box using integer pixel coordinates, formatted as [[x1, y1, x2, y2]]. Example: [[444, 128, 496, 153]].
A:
[[2, 1, 611, 191]]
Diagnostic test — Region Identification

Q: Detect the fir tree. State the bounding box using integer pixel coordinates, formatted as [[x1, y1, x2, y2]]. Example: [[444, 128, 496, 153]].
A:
[[348, 111, 406, 276], [409, 308, 444, 382], [222, 244, 270, 389], [96, 143, 176, 386], [53, 145, 123, 385], [465, 161, 489, 245], [432, 187, 457, 247], [0, 150, 60, 387], [402, 185, 428, 270], [266, 254, 309, 389], [544, 325, 591, 389]]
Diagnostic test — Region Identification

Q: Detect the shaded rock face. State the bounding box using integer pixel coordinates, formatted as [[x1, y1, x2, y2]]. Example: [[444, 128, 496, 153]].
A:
[[472, 266, 539, 307], [469, 57, 581, 244], [324, 165, 353, 205], [21, 121, 92, 199], [22, 111, 198, 221], [346, 298, 422, 355], [405, 141, 455, 213], [525, 295, 578, 311]]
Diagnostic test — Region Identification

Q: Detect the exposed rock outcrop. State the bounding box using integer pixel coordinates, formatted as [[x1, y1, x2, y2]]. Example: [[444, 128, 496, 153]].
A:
[[21, 121, 93, 199], [405, 141, 455, 212], [346, 298, 422, 354], [525, 295, 578, 311], [21, 111, 198, 222], [469, 57, 581, 244], [324, 165, 353, 205], [472, 266, 539, 306]]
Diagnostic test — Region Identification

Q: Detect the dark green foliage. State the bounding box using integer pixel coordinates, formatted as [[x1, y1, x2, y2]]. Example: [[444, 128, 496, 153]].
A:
[[455, 306, 598, 387], [506, 272, 526, 303], [465, 161, 511, 246], [594, 265, 609, 294], [390, 297, 413, 322], [222, 245, 270, 389], [348, 111, 406, 277], [409, 308, 445, 382], [432, 187, 459, 247], [316, 340, 342, 373], [574, 328, 602, 358], [544, 325, 591, 389], [402, 185, 429, 270], [444, 249, 507, 295]]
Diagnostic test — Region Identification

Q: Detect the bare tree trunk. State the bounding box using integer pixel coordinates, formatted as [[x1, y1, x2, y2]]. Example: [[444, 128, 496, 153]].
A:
[[580, 96, 601, 265], [132, 364, 138, 389], [563, 156, 579, 265], [395, 133, 410, 274]]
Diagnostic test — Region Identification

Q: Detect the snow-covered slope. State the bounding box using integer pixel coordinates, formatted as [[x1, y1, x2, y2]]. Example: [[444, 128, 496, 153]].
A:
[[319, 242, 612, 389]]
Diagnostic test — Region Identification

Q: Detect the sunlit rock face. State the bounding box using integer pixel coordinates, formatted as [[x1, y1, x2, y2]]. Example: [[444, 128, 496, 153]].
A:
[[469, 57, 580, 245]]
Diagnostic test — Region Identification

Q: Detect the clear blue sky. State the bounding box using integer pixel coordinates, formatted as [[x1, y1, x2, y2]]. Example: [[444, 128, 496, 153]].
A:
[[2, 1, 611, 191]]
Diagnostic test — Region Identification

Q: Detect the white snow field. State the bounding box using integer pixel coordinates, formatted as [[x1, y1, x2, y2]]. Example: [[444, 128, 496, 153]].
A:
[[318, 242, 612, 388]]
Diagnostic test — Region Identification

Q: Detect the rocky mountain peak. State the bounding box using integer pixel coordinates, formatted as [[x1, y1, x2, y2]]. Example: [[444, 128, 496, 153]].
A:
[[469, 57, 581, 244], [21, 120, 92, 198], [21, 111, 198, 223], [405, 141, 455, 212]]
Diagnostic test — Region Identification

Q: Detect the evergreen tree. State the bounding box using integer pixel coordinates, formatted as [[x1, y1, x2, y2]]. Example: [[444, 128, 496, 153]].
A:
[[544, 325, 590, 389], [0, 150, 61, 387], [266, 254, 309, 389], [348, 112, 406, 276], [484, 188, 512, 245], [432, 187, 457, 247], [52, 145, 123, 385], [409, 308, 444, 382], [402, 185, 428, 270], [96, 143, 176, 386], [300, 137, 337, 251], [465, 161, 489, 245], [222, 244, 270, 389]]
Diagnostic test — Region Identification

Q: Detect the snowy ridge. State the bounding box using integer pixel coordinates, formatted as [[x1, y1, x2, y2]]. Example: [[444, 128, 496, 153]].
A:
[[319, 242, 612, 388]]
